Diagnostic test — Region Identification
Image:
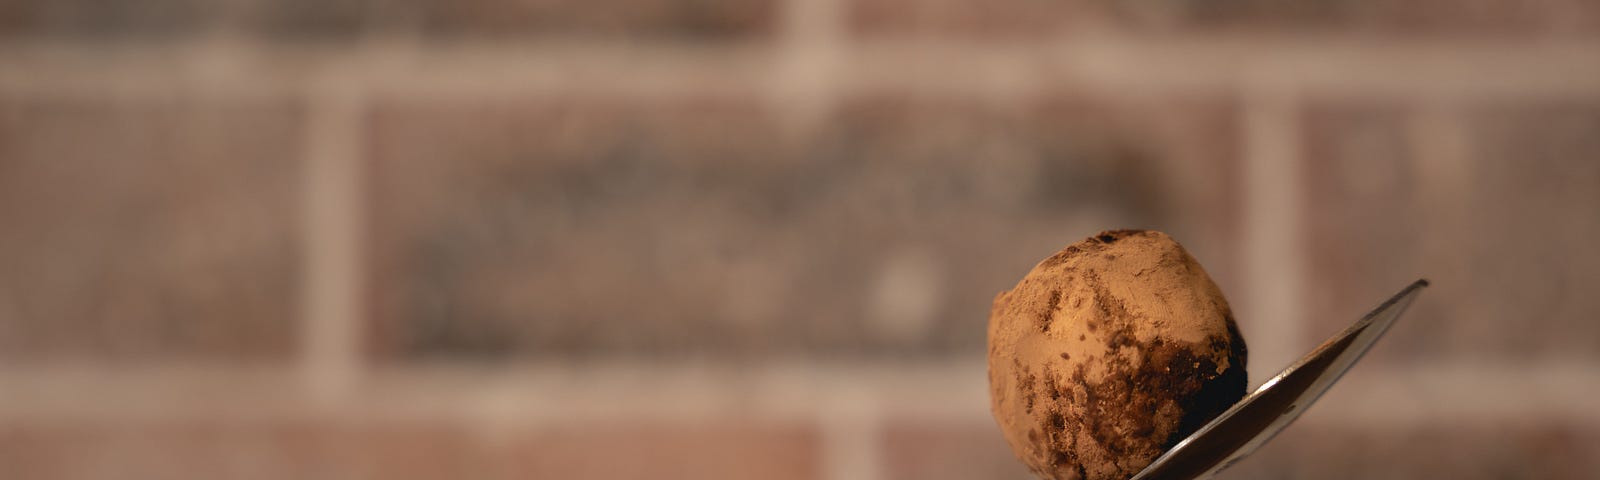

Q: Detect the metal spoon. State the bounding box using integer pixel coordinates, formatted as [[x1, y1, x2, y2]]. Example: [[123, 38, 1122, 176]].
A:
[[1129, 279, 1430, 480]]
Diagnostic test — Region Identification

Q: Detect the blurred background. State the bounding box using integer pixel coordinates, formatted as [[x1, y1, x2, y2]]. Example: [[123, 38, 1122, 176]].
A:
[[0, 0, 1598, 479]]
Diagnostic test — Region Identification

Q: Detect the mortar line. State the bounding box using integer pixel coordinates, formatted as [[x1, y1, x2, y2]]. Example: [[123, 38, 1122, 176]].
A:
[[820, 390, 885, 480], [773, 0, 884, 477], [1240, 86, 1307, 387], [3, 361, 1599, 427], [299, 75, 367, 407], [773, 0, 845, 138], [5, 37, 1597, 101]]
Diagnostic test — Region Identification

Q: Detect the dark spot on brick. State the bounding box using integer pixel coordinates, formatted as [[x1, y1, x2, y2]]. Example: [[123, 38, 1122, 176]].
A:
[[1097, 233, 1117, 243], [1078, 334, 1086, 341], [1059, 352, 1071, 360]]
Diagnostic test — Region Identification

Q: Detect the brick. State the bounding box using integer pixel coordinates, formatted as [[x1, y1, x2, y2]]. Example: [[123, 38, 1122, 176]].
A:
[[366, 96, 795, 360], [1300, 102, 1426, 362], [1222, 423, 1600, 479], [1301, 100, 1600, 361], [509, 422, 819, 480], [0, 0, 213, 40], [253, 0, 782, 42], [895, 421, 1600, 479], [246, 0, 396, 42], [0, 0, 776, 43], [0, 419, 817, 480], [1449, 103, 1600, 356], [0, 94, 302, 361], [406, 0, 779, 40], [848, 0, 1600, 38], [881, 421, 1033, 480], [1119, 0, 1600, 36], [849, 0, 1110, 38], [366, 93, 1240, 361], [0, 421, 496, 480]]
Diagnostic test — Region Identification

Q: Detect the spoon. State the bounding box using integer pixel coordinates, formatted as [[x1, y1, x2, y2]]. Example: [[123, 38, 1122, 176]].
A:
[[1129, 279, 1430, 480]]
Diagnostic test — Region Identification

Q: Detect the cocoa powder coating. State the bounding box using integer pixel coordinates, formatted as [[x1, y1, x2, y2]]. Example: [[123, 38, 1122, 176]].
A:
[[987, 230, 1247, 480]]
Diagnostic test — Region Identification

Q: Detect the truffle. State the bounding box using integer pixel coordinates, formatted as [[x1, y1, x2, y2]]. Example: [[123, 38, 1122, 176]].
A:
[[987, 230, 1247, 480]]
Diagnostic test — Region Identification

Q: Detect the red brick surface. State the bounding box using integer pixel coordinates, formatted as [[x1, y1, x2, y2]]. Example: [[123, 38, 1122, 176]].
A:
[[1302, 100, 1600, 361], [364, 93, 1240, 361], [881, 421, 1033, 480], [881, 418, 1600, 479], [0, 421, 492, 480], [0, 0, 213, 40], [406, 0, 780, 40], [12, 0, 1596, 42], [1225, 423, 1600, 479], [2, 0, 1597, 478], [0, 0, 778, 42], [511, 422, 820, 480], [1301, 101, 1426, 360], [1456, 103, 1600, 356], [0, 420, 818, 480], [0, 94, 302, 361], [849, 0, 1600, 37], [1131, 0, 1600, 36], [849, 0, 1109, 39]]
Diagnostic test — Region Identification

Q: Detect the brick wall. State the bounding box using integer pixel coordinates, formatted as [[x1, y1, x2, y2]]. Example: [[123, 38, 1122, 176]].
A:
[[1, 0, 1598, 478]]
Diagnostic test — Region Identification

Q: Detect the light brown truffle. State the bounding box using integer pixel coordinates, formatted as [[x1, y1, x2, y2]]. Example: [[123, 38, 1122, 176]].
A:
[[988, 230, 1247, 480]]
